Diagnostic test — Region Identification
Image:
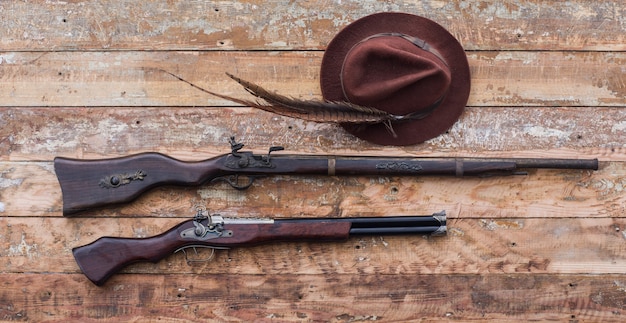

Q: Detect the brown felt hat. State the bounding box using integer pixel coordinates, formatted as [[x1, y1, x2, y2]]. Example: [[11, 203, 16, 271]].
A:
[[320, 12, 471, 145]]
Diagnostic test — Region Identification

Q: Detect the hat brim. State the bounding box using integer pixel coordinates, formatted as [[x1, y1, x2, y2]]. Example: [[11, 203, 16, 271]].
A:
[[320, 12, 470, 146]]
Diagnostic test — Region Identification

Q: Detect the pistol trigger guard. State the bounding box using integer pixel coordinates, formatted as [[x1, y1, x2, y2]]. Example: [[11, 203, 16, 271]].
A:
[[174, 245, 231, 265], [175, 245, 215, 265]]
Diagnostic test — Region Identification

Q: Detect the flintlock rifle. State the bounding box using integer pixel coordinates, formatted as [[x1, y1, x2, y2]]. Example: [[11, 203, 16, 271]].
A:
[[54, 137, 598, 215]]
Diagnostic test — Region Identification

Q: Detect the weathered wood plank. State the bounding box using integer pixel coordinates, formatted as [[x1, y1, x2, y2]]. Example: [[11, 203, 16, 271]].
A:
[[1, 1, 624, 321], [0, 159, 617, 217], [1, 273, 625, 322], [2, 217, 626, 275], [2, 107, 625, 162], [0, 51, 624, 107], [1, 0, 624, 51]]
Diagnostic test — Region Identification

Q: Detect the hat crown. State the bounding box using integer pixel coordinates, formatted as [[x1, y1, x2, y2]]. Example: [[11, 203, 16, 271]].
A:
[[341, 35, 452, 116], [320, 12, 470, 145]]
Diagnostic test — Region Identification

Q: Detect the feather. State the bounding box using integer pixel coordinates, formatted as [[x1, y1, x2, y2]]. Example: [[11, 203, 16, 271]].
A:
[[222, 73, 394, 124], [158, 69, 399, 136]]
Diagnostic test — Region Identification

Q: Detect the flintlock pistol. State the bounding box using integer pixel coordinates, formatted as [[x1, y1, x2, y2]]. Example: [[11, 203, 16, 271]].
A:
[[72, 209, 447, 286]]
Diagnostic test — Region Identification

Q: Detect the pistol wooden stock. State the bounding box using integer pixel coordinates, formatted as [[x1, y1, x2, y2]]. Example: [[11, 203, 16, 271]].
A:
[[73, 212, 446, 286], [55, 139, 599, 215]]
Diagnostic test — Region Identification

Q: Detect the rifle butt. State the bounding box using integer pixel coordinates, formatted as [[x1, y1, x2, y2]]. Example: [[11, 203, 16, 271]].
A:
[[54, 154, 225, 215]]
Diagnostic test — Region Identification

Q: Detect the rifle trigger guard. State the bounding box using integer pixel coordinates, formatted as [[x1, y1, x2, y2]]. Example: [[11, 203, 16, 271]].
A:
[[225, 174, 256, 190]]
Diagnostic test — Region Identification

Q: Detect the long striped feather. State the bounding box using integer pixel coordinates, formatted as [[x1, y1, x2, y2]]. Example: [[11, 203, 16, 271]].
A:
[[222, 73, 393, 124], [158, 69, 397, 135]]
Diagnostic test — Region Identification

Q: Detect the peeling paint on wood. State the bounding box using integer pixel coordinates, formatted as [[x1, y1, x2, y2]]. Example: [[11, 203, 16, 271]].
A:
[[1, 0, 625, 321], [0, 1, 624, 51], [2, 107, 626, 161]]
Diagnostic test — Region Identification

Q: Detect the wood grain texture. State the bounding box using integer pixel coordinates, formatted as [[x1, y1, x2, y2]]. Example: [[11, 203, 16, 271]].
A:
[[1, 160, 620, 218], [2, 107, 625, 161], [1, 0, 625, 321], [1, 0, 624, 51], [2, 217, 626, 276], [1, 273, 626, 322], [0, 51, 624, 107]]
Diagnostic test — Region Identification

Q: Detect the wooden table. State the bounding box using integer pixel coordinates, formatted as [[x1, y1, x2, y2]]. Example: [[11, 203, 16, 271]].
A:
[[1, 1, 625, 321]]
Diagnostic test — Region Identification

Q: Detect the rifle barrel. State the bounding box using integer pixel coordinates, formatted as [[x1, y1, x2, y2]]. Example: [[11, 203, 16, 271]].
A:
[[506, 158, 598, 170]]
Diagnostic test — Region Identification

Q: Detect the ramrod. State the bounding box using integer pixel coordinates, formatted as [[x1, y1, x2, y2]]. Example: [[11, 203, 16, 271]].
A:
[[54, 137, 598, 215]]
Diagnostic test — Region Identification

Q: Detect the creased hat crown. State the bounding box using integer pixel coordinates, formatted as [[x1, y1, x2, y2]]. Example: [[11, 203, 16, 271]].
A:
[[321, 12, 471, 145], [341, 34, 452, 116]]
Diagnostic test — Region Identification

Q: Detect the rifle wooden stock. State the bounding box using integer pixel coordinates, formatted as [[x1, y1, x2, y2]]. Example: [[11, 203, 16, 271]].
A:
[[73, 213, 446, 286], [55, 153, 230, 215], [55, 150, 599, 215]]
